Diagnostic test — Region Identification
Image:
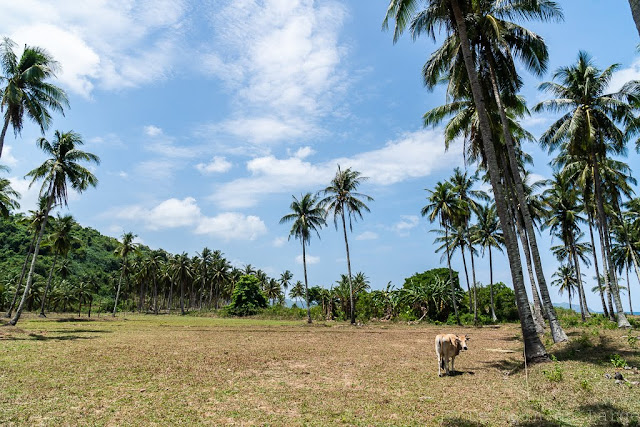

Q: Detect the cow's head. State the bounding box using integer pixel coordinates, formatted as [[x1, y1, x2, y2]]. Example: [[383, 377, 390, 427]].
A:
[[457, 334, 470, 351]]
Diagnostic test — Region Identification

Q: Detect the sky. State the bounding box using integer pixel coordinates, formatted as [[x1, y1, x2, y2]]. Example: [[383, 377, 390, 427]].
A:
[[2, 1, 640, 310]]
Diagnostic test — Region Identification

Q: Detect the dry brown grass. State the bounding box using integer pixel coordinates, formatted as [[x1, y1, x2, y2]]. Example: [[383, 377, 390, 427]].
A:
[[1, 313, 639, 426]]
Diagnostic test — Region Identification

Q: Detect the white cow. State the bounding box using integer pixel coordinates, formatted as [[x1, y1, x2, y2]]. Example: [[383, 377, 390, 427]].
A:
[[435, 333, 469, 377]]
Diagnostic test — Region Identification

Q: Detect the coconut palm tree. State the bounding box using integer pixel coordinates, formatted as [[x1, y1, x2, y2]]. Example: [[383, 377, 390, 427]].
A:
[[422, 180, 462, 324], [171, 253, 192, 315], [630, 0, 640, 37], [39, 214, 77, 317], [280, 193, 326, 323], [0, 165, 20, 216], [10, 130, 99, 326], [279, 270, 293, 296], [113, 232, 137, 317], [319, 165, 373, 324], [0, 37, 69, 159], [552, 265, 579, 312], [535, 52, 639, 327], [289, 281, 305, 307], [385, 0, 552, 359], [542, 172, 590, 320], [471, 203, 503, 321]]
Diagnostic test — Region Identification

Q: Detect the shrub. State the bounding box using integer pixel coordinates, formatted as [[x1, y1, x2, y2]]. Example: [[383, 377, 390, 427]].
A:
[[543, 356, 564, 382], [226, 275, 268, 316], [610, 353, 628, 369]]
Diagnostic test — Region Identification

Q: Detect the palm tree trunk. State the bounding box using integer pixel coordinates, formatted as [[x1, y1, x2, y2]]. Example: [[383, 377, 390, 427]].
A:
[[485, 47, 565, 342], [9, 194, 54, 326], [488, 246, 497, 321], [39, 253, 59, 317], [469, 245, 478, 324], [302, 240, 312, 324], [515, 213, 546, 332], [569, 244, 586, 321], [113, 262, 126, 317], [629, 0, 640, 37], [573, 249, 590, 319], [588, 216, 609, 317], [0, 115, 10, 160], [153, 275, 159, 315], [592, 153, 630, 327], [460, 243, 472, 312], [597, 216, 616, 319], [450, 0, 548, 362], [628, 250, 640, 314], [180, 278, 185, 315], [444, 221, 460, 324], [168, 278, 174, 312], [5, 233, 37, 318], [341, 209, 356, 324]]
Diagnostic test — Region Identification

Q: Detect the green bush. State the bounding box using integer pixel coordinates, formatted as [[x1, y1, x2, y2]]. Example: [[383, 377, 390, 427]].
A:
[[226, 275, 268, 316]]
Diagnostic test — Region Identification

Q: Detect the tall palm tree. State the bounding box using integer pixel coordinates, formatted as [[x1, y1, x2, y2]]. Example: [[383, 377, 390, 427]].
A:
[[289, 280, 305, 307], [171, 252, 192, 315], [552, 265, 579, 312], [0, 165, 20, 216], [319, 165, 373, 324], [471, 203, 504, 321], [629, 0, 640, 37], [198, 247, 213, 308], [9, 131, 98, 326], [39, 214, 77, 317], [542, 172, 590, 320], [113, 232, 137, 316], [0, 38, 68, 159], [5, 197, 49, 318], [422, 180, 462, 324], [535, 52, 639, 327], [611, 218, 640, 315], [280, 193, 326, 323], [385, 0, 551, 360], [279, 270, 293, 296]]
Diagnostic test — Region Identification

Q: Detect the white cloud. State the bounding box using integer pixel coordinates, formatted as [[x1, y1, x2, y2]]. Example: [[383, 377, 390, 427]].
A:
[[118, 171, 128, 179], [202, 0, 348, 146], [392, 215, 420, 236], [296, 254, 320, 265], [144, 125, 163, 137], [210, 128, 461, 209], [2, 1, 190, 97], [272, 236, 287, 247], [2, 146, 18, 168], [355, 231, 378, 241], [196, 156, 232, 174], [8, 176, 41, 213], [110, 197, 266, 241], [195, 212, 267, 241], [609, 58, 640, 93], [135, 159, 179, 180]]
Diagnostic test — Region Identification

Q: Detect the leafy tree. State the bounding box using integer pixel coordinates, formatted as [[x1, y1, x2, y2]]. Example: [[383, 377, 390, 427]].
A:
[[0, 37, 69, 159], [227, 274, 267, 316], [10, 130, 99, 326], [0, 166, 20, 217], [280, 193, 326, 323], [319, 165, 373, 324]]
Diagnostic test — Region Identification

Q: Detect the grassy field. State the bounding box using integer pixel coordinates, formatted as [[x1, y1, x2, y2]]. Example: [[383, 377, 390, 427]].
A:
[[1, 313, 639, 426]]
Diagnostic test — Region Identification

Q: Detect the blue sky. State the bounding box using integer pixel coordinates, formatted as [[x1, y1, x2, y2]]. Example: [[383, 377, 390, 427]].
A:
[[2, 1, 639, 310]]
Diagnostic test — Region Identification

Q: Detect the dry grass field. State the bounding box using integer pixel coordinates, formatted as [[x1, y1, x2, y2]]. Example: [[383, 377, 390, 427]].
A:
[[1, 313, 639, 426]]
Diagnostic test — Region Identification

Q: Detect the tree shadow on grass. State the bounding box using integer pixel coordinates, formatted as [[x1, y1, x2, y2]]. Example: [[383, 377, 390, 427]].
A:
[[441, 417, 487, 426], [578, 402, 640, 427], [50, 328, 112, 333], [552, 335, 636, 366], [55, 317, 95, 323], [3, 333, 97, 341]]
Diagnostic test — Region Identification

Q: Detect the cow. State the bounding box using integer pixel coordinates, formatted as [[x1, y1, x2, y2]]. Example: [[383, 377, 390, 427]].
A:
[[435, 333, 469, 377]]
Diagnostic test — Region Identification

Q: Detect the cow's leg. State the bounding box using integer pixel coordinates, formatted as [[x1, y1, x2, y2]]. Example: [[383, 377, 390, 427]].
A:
[[451, 356, 455, 375], [444, 357, 450, 376], [438, 355, 442, 377]]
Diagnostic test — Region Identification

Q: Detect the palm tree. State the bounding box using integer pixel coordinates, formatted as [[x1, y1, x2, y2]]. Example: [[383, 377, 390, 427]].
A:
[[198, 247, 213, 308], [171, 253, 192, 315], [39, 214, 77, 317], [543, 172, 590, 320], [280, 193, 326, 323], [552, 265, 579, 311], [385, 0, 554, 360], [471, 203, 503, 321], [319, 166, 373, 324], [630, 0, 640, 37], [10, 130, 99, 326], [113, 232, 137, 317], [0, 165, 20, 216], [422, 180, 462, 324], [535, 52, 639, 328], [611, 218, 640, 315], [265, 279, 282, 305], [289, 281, 305, 307], [279, 270, 293, 296], [0, 38, 68, 159]]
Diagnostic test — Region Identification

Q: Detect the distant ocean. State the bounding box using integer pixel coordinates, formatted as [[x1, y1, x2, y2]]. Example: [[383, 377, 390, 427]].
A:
[[553, 302, 639, 315]]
